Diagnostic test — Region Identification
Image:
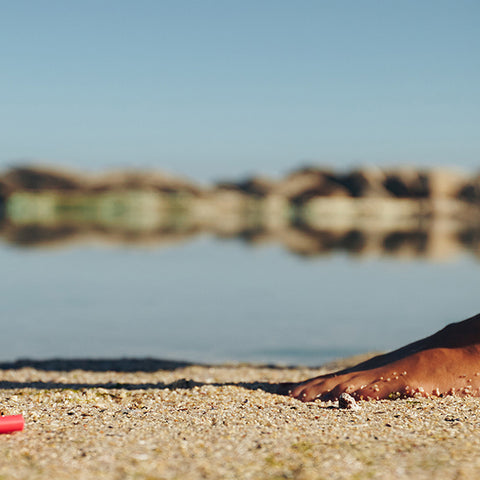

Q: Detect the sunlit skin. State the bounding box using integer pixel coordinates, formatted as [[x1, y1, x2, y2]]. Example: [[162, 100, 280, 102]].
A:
[[285, 313, 480, 401]]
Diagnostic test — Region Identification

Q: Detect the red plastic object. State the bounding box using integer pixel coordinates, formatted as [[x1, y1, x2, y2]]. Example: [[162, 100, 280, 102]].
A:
[[0, 415, 25, 434]]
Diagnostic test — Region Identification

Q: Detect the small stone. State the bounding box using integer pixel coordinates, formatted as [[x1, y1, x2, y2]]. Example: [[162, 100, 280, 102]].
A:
[[338, 393, 360, 410]]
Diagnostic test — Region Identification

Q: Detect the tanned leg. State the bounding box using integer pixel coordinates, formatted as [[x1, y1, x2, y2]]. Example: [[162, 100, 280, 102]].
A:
[[287, 313, 480, 401]]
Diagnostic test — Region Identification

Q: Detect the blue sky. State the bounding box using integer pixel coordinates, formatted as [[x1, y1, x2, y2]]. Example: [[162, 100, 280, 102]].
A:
[[1, 0, 479, 182]]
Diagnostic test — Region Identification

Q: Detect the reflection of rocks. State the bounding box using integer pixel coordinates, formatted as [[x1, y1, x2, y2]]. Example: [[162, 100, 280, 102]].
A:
[[3, 217, 480, 262], [2, 164, 480, 260]]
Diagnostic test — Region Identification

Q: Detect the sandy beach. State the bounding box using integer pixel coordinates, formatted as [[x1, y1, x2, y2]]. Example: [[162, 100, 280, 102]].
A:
[[1, 358, 480, 480]]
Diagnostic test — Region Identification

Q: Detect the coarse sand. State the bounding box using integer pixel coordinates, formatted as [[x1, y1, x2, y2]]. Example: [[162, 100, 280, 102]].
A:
[[1, 357, 480, 480]]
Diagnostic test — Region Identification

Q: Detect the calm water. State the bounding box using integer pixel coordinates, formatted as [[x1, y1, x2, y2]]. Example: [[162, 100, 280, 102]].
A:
[[1, 236, 479, 366]]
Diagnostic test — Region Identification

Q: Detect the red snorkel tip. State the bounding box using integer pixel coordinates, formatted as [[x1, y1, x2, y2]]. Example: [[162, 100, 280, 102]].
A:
[[0, 414, 25, 434]]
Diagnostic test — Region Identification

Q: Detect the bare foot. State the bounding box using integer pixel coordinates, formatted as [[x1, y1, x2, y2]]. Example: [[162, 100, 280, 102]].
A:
[[287, 313, 480, 401]]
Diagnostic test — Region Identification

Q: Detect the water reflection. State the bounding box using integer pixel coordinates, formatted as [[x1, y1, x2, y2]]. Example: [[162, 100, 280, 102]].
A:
[[2, 165, 480, 365], [1, 165, 480, 260], [2, 212, 480, 262]]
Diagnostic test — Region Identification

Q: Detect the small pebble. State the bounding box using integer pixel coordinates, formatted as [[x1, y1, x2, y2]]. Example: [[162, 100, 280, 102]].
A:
[[338, 393, 360, 410]]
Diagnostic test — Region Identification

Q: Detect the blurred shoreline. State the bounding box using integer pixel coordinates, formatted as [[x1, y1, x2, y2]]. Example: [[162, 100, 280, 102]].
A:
[[1, 164, 480, 260]]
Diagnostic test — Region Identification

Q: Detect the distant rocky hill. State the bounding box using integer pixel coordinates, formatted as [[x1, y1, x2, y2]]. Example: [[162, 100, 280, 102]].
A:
[[1, 164, 480, 260], [0, 164, 479, 202]]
